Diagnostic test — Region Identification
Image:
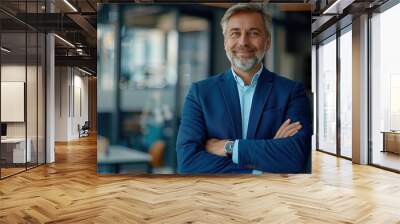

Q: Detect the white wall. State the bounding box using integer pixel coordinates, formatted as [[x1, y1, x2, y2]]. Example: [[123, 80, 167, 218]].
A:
[[72, 73, 89, 138], [1, 63, 46, 164], [55, 66, 69, 141], [1, 65, 36, 137], [1, 66, 26, 136], [1, 82, 25, 122], [55, 67, 89, 141]]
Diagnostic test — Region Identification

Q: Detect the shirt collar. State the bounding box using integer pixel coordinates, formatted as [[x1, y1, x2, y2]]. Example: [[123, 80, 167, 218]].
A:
[[231, 64, 263, 87]]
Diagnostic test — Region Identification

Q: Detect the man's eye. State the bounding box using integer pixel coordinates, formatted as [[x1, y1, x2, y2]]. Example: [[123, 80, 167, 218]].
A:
[[250, 31, 260, 36], [230, 32, 240, 37]]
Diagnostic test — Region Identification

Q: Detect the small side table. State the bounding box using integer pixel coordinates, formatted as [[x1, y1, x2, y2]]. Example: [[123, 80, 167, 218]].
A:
[[381, 131, 400, 154]]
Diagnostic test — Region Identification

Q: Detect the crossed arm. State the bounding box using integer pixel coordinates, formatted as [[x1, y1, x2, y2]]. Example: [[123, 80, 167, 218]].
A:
[[176, 82, 312, 174], [176, 84, 251, 174], [205, 118, 302, 157]]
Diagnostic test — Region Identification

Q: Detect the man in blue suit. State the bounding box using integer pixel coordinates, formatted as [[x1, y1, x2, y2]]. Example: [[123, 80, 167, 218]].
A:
[[176, 3, 312, 174]]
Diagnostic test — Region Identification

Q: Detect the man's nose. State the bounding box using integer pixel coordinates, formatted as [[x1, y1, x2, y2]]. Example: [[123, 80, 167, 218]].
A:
[[238, 33, 250, 46]]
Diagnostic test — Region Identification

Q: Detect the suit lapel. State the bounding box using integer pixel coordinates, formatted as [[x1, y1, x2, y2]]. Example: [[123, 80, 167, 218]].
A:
[[218, 70, 242, 139], [246, 68, 275, 139]]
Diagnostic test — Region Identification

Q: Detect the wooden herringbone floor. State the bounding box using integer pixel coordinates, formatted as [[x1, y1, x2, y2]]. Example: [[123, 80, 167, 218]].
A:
[[1, 135, 400, 224]]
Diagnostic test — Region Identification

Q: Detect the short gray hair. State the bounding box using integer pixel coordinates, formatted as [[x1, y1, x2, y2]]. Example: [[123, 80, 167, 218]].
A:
[[220, 3, 272, 38]]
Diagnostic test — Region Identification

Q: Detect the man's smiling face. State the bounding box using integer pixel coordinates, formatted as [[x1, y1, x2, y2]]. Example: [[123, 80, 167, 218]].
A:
[[224, 11, 271, 72]]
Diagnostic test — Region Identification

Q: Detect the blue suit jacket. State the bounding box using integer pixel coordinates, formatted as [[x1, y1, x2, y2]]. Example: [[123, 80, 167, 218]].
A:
[[176, 67, 312, 174]]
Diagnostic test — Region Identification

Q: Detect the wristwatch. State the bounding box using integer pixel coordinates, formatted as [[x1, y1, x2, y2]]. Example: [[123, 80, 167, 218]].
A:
[[224, 140, 234, 158]]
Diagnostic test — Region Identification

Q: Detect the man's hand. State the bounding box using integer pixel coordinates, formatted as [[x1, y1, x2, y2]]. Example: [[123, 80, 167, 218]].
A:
[[205, 139, 229, 157], [274, 119, 302, 139], [205, 119, 301, 156]]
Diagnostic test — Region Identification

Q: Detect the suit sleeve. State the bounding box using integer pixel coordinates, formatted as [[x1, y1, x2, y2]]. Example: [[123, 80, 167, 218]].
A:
[[237, 82, 312, 173], [176, 83, 252, 174]]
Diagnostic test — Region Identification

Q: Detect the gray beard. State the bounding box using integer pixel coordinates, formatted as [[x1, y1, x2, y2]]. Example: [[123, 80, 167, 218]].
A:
[[226, 50, 265, 72]]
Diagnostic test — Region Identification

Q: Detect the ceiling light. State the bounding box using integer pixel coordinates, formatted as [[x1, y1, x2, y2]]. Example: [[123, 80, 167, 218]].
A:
[[322, 0, 355, 15], [323, 0, 340, 14], [1, 47, 11, 53], [63, 0, 78, 12], [54, 34, 75, 48], [78, 67, 92, 76]]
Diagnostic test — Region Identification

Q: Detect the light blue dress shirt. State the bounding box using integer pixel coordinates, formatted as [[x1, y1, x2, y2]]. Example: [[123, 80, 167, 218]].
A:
[[231, 64, 263, 175]]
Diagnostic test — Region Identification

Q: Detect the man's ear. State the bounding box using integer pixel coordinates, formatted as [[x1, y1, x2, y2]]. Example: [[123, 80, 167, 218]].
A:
[[265, 35, 271, 51], [223, 36, 227, 50]]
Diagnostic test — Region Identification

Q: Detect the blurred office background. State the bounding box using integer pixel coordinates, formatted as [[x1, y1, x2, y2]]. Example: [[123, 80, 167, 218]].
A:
[[97, 3, 311, 174]]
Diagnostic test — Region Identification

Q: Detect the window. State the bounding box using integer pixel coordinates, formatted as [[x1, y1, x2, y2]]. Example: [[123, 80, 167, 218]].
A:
[[317, 36, 337, 154], [371, 2, 400, 171], [339, 28, 352, 158]]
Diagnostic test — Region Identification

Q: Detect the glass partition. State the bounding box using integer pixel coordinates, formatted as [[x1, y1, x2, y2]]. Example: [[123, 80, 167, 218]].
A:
[[27, 30, 38, 169], [1, 30, 28, 177], [38, 32, 45, 165], [0, 1, 46, 179]]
